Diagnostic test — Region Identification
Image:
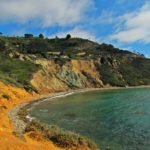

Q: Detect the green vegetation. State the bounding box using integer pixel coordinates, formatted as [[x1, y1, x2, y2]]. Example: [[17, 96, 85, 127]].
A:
[[0, 35, 150, 89], [118, 57, 150, 86], [0, 51, 39, 91], [0, 34, 149, 150], [25, 120, 98, 149], [0, 36, 133, 58], [97, 64, 126, 86], [2, 94, 10, 100]]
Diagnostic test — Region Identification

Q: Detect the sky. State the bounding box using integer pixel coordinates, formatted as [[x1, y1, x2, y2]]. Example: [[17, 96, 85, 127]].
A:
[[0, 0, 150, 57]]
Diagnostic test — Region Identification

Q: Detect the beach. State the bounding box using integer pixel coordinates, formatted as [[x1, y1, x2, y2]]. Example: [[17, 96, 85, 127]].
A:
[[8, 85, 150, 136]]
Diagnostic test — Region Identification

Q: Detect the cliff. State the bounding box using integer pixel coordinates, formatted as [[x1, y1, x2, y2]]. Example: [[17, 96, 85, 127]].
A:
[[1, 36, 150, 93], [0, 36, 150, 149]]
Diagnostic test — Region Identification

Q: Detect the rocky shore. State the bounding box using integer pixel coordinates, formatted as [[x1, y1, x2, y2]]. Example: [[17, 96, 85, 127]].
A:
[[8, 102, 29, 135], [8, 88, 101, 135], [8, 86, 150, 150], [9, 86, 150, 134], [8, 88, 103, 150]]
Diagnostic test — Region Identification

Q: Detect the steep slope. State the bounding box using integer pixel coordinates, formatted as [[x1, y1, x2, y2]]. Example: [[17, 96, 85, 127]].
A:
[[0, 36, 150, 93], [30, 56, 150, 94], [0, 82, 61, 150], [0, 36, 150, 149], [31, 59, 103, 94]]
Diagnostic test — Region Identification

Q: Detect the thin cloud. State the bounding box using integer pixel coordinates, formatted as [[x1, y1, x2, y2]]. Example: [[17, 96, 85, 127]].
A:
[[110, 2, 150, 43], [49, 27, 97, 41], [0, 0, 92, 27], [96, 11, 115, 24]]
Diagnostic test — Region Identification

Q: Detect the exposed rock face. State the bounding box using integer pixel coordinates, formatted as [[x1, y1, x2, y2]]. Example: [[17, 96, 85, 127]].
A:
[[1, 36, 150, 150], [1, 36, 150, 94], [58, 68, 85, 88], [29, 53, 150, 94], [31, 59, 104, 94]]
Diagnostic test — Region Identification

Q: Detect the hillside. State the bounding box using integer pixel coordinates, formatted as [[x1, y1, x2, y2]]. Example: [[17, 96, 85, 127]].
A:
[[0, 35, 150, 150], [0, 36, 150, 94], [0, 82, 62, 150]]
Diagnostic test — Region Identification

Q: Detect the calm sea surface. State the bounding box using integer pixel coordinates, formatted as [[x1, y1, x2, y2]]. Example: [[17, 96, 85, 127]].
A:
[[29, 88, 150, 150]]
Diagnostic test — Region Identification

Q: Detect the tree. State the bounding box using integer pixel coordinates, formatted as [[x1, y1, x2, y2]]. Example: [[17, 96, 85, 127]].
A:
[[55, 36, 59, 42], [39, 34, 44, 39], [24, 34, 33, 38], [0, 38, 6, 49], [140, 54, 145, 57], [26, 39, 49, 54], [0, 32, 3, 36], [66, 34, 71, 40]]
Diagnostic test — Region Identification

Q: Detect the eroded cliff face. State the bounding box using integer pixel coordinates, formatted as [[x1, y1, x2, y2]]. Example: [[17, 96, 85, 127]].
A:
[[31, 59, 104, 94], [0, 58, 105, 150], [1, 36, 150, 150]]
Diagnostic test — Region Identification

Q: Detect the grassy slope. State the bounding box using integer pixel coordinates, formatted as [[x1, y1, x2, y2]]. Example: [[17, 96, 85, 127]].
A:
[[0, 36, 150, 150], [0, 51, 39, 91], [97, 57, 150, 86], [118, 57, 150, 85], [0, 82, 61, 150], [0, 36, 150, 89]]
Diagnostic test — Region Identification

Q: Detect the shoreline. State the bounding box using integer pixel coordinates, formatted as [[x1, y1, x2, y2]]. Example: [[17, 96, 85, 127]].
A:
[[8, 85, 150, 134], [8, 85, 150, 148], [8, 88, 102, 134]]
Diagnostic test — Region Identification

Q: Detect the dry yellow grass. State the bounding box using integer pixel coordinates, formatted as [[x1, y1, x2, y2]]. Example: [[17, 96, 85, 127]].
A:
[[0, 81, 61, 150]]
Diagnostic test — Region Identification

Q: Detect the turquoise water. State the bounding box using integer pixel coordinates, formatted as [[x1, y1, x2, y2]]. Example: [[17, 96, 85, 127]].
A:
[[30, 88, 150, 150]]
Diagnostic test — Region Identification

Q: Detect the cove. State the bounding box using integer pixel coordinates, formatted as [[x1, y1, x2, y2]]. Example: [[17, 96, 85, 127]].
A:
[[29, 88, 150, 150]]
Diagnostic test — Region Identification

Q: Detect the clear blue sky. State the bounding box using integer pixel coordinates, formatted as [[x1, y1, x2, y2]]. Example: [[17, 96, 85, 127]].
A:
[[0, 0, 150, 57]]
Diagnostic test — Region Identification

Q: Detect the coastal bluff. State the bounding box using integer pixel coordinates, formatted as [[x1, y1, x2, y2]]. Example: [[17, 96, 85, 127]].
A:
[[0, 36, 150, 150]]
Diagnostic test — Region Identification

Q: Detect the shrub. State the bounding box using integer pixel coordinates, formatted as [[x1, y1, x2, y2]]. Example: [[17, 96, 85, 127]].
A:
[[25, 120, 98, 149], [66, 34, 71, 40], [2, 94, 10, 100], [39, 34, 44, 39], [0, 52, 39, 91], [96, 64, 126, 86], [0, 105, 7, 109], [24, 34, 33, 38]]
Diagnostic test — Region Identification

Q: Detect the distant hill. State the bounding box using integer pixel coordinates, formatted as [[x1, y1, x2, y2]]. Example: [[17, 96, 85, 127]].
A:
[[0, 35, 150, 93]]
